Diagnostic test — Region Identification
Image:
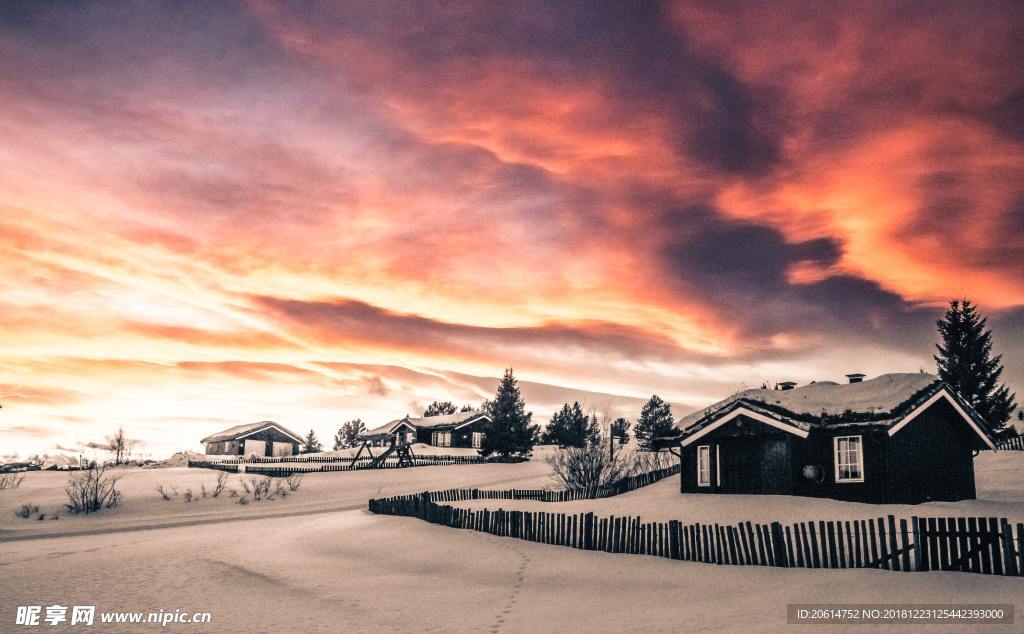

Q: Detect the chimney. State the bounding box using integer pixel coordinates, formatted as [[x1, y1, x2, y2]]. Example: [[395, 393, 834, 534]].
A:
[[779, 381, 797, 391], [846, 373, 866, 384]]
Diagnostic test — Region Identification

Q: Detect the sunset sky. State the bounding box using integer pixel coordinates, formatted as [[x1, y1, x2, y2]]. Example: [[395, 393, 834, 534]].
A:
[[2, 1, 1023, 459]]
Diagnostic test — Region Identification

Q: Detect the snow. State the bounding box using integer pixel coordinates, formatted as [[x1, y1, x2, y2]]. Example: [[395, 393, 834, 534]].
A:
[[676, 372, 940, 430], [3, 505, 1021, 632], [2, 449, 1022, 631]]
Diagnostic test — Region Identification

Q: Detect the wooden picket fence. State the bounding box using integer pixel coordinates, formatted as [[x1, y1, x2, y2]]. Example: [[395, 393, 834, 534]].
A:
[[369, 474, 1024, 577], [997, 435, 1024, 451], [187, 453, 485, 476]]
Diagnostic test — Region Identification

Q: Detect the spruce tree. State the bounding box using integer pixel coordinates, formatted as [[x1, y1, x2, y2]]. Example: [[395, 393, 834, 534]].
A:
[[935, 298, 1017, 429], [423, 401, 457, 417], [635, 395, 675, 450], [480, 368, 539, 458], [301, 429, 322, 453], [460, 403, 475, 412], [610, 417, 631, 445], [542, 402, 596, 447], [334, 419, 366, 449]]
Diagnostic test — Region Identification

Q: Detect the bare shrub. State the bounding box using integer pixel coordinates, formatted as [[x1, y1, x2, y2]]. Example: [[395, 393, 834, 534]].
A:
[[286, 473, 303, 491], [182, 488, 193, 503], [210, 472, 228, 498], [632, 449, 672, 472], [273, 479, 288, 498], [0, 473, 25, 490], [248, 477, 271, 501], [237, 496, 249, 505], [64, 463, 121, 514], [228, 488, 238, 498], [16, 504, 38, 519], [546, 440, 635, 491], [155, 485, 174, 501]]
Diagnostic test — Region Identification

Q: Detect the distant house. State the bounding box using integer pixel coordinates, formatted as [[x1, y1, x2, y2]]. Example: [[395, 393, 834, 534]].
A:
[[658, 373, 997, 504], [361, 410, 491, 448], [201, 421, 303, 457]]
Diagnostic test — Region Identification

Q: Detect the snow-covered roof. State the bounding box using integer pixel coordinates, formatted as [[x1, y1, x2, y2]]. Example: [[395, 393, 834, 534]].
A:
[[670, 373, 996, 448], [676, 373, 941, 433], [361, 410, 490, 437], [200, 421, 304, 444]]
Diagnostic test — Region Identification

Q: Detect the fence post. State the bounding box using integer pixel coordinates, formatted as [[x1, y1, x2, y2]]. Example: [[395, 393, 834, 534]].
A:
[[771, 522, 788, 567]]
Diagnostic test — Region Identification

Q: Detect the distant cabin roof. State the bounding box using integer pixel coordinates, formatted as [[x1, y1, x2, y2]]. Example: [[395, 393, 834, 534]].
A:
[[200, 421, 304, 444], [362, 410, 490, 437], [672, 373, 994, 446]]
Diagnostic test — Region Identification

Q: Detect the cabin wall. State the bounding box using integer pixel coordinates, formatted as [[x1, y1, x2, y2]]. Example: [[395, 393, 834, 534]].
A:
[[207, 428, 300, 456], [883, 399, 977, 502]]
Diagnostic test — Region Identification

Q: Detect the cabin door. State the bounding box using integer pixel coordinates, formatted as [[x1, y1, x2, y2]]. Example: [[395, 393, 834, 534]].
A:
[[719, 439, 759, 493], [758, 438, 792, 494]]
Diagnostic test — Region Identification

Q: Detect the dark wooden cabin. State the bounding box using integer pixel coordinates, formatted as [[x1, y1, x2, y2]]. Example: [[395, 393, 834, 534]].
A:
[[201, 421, 303, 457], [659, 373, 996, 504], [361, 410, 491, 448]]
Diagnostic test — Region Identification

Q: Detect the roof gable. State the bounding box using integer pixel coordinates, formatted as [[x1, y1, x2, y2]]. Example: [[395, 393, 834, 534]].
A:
[[201, 421, 304, 444]]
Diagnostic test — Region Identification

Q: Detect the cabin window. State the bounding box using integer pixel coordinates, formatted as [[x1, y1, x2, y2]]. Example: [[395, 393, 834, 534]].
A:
[[834, 435, 864, 483], [697, 445, 711, 487], [432, 431, 452, 447], [471, 432, 484, 448]]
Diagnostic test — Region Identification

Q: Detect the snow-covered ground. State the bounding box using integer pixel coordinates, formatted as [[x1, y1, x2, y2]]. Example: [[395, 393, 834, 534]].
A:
[[1, 450, 1022, 632], [450, 452, 1024, 524]]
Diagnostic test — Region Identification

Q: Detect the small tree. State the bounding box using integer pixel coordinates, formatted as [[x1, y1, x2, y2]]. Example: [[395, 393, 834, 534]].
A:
[[935, 298, 1017, 429], [423, 401, 458, 417], [106, 426, 140, 465], [459, 404, 475, 412], [480, 368, 539, 459], [543, 402, 600, 448], [635, 395, 674, 451], [334, 419, 366, 449], [610, 417, 631, 445], [301, 429, 322, 454]]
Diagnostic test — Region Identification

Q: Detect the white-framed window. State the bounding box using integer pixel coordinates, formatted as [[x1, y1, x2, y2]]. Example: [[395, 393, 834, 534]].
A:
[[471, 432, 484, 448], [697, 445, 711, 487], [834, 435, 864, 483], [431, 431, 452, 447]]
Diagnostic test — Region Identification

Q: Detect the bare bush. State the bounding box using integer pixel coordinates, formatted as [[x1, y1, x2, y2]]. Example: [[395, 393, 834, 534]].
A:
[[273, 479, 288, 497], [16, 504, 38, 519], [155, 484, 174, 501], [240, 476, 272, 501], [64, 463, 121, 514], [211, 472, 228, 498], [182, 488, 194, 503], [237, 496, 249, 505], [545, 440, 636, 491], [632, 449, 672, 472], [0, 473, 25, 490], [286, 473, 303, 491]]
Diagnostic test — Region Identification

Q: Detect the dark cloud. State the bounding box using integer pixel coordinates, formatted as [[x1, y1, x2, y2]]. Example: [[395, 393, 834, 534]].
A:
[[658, 204, 937, 349]]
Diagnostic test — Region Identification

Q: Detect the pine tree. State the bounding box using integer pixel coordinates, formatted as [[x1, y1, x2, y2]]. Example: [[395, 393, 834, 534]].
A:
[[935, 298, 1017, 429], [460, 404, 475, 412], [334, 419, 366, 449], [480, 368, 539, 458], [635, 395, 674, 450], [423, 401, 457, 417], [610, 417, 631, 445], [542, 402, 596, 447], [301, 429, 322, 454]]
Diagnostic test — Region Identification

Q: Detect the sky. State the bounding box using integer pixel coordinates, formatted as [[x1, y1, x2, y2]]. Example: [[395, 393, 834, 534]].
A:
[[1, 1, 1023, 460]]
